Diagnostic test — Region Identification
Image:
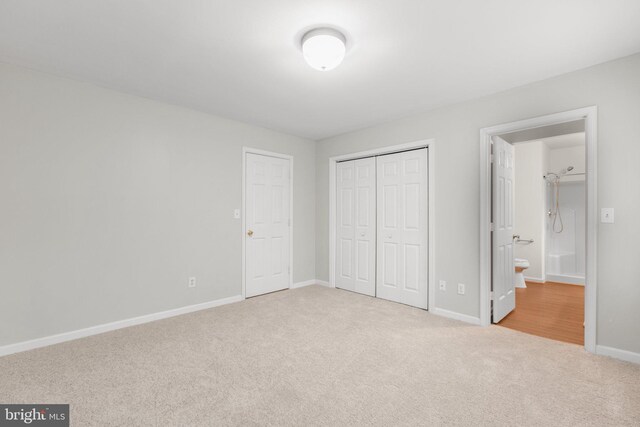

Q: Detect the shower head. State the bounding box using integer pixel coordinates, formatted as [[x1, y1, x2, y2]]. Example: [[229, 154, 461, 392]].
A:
[[560, 166, 574, 175], [544, 166, 575, 181]]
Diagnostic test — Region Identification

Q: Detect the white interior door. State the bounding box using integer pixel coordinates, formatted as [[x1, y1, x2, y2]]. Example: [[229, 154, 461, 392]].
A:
[[245, 153, 291, 298], [336, 157, 376, 296], [492, 136, 516, 322], [376, 149, 428, 309]]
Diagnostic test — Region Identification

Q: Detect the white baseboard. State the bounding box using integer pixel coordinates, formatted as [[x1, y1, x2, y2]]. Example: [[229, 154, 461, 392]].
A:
[[0, 294, 244, 358], [524, 276, 545, 283], [291, 280, 332, 289], [545, 274, 585, 285], [291, 280, 317, 289], [315, 280, 331, 287], [431, 307, 481, 325], [596, 345, 640, 364]]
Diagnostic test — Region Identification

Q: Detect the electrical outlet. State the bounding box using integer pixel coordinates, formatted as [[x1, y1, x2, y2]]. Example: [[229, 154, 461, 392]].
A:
[[233, 208, 241, 219], [457, 283, 465, 295], [439, 280, 447, 291], [188, 277, 197, 288]]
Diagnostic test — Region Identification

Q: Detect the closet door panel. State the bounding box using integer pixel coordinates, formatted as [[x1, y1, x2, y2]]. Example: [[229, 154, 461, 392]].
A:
[[336, 161, 355, 291], [336, 158, 376, 296], [376, 149, 428, 308]]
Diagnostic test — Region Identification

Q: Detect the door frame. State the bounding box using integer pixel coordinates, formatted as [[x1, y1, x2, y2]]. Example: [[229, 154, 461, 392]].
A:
[[242, 147, 294, 299], [479, 106, 597, 353], [328, 139, 436, 311]]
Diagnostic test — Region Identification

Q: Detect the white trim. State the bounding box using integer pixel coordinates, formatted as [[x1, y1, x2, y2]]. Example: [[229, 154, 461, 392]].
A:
[[523, 276, 545, 283], [431, 308, 481, 325], [545, 274, 585, 286], [0, 294, 243, 357], [290, 280, 317, 289], [242, 147, 294, 299], [329, 156, 336, 288], [596, 345, 640, 365], [479, 106, 598, 354], [290, 280, 332, 289], [427, 145, 436, 312], [328, 139, 436, 311]]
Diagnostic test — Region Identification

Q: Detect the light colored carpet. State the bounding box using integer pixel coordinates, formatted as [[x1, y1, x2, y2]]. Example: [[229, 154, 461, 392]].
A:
[[1, 285, 639, 426]]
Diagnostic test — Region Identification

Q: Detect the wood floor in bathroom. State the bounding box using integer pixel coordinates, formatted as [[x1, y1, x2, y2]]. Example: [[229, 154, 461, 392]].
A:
[[497, 281, 584, 345]]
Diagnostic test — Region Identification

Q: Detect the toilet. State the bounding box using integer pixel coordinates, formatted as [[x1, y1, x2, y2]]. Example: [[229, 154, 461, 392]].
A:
[[514, 258, 530, 288]]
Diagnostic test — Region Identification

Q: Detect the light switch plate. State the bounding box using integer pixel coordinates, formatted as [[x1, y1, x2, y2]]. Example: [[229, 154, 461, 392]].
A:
[[233, 209, 241, 219], [439, 280, 447, 291], [601, 208, 614, 223]]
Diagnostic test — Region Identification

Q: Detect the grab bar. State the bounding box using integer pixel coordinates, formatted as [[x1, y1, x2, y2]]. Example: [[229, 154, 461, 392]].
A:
[[515, 238, 534, 245]]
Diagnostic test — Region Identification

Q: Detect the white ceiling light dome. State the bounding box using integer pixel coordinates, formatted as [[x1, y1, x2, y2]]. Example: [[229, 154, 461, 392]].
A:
[[301, 28, 346, 71]]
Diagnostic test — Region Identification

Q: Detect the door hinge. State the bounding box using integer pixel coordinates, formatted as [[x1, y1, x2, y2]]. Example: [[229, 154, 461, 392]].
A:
[[490, 222, 494, 232], [490, 291, 494, 301], [490, 154, 494, 163]]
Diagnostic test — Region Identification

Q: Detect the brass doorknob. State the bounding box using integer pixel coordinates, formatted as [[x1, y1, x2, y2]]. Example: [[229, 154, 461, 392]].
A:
[[247, 230, 254, 237]]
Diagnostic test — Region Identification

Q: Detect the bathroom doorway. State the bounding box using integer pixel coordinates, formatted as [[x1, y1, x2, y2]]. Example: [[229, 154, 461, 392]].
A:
[[494, 125, 586, 345], [479, 107, 598, 352]]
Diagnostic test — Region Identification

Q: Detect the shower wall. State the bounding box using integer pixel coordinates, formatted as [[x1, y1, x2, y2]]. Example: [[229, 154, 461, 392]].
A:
[[549, 145, 586, 177], [546, 144, 586, 285]]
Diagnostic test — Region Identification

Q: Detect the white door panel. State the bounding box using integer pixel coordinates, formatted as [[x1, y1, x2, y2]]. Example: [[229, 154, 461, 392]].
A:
[[376, 149, 428, 309], [246, 153, 290, 298], [336, 157, 376, 296], [492, 136, 516, 322]]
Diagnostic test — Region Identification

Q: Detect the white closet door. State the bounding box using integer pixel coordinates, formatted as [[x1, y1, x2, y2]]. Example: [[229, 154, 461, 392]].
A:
[[246, 153, 291, 298], [376, 149, 428, 308], [336, 157, 376, 296]]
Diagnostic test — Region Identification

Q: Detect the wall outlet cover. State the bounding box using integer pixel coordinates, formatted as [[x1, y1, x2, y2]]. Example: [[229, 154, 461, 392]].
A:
[[439, 280, 447, 291], [188, 277, 197, 288], [457, 283, 465, 295], [600, 208, 614, 223]]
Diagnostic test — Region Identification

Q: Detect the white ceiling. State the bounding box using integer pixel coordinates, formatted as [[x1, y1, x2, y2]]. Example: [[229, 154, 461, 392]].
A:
[[516, 132, 585, 149], [500, 120, 584, 144], [544, 133, 585, 150], [1, 1, 640, 140]]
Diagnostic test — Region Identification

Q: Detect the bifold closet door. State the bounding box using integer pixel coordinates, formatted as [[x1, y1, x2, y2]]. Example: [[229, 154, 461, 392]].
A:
[[336, 157, 376, 296], [376, 149, 428, 309]]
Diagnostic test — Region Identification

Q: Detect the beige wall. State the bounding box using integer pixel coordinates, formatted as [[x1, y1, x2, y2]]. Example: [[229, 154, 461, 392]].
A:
[[316, 53, 640, 354], [2, 53, 639, 356], [0, 63, 316, 346]]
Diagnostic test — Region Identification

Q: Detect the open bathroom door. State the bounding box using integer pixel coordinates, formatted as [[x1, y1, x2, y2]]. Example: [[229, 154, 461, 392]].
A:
[[492, 136, 516, 322]]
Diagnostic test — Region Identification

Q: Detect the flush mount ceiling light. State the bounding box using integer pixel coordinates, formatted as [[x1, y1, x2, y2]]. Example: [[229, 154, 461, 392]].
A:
[[301, 28, 346, 71]]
